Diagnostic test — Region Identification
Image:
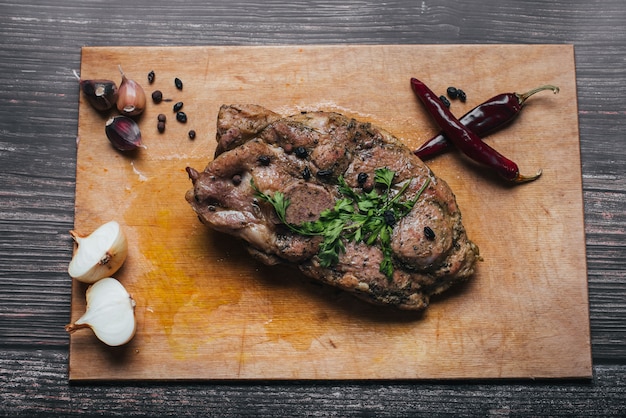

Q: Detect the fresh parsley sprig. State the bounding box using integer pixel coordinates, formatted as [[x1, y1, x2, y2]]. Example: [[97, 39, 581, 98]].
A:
[[253, 168, 430, 278]]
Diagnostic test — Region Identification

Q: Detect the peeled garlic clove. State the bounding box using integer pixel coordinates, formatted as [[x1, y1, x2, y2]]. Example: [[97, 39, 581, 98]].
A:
[[79, 78, 119, 112], [105, 115, 143, 151], [65, 277, 136, 346], [116, 65, 146, 116], [68, 220, 128, 283]]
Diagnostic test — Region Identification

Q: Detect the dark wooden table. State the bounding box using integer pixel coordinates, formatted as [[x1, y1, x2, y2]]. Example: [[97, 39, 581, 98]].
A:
[[1, 0, 625, 416]]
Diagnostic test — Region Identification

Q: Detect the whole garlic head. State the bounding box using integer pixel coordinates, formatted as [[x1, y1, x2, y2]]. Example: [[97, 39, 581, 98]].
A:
[[68, 220, 128, 283], [66, 277, 137, 346]]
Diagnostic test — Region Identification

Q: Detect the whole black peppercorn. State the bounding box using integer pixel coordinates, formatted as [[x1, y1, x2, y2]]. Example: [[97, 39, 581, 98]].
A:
[[446, 86, 458, 99], [174, 77, 183, 90], [439, 95, 451, 108], [257, 155, 271, 166], [457, 89, 467, 102], [357, 172, 368, 184], [173, 101, 183, 112], [294, 146, 308, 159], [188, 130, 196, 139], [176, 111, 187, 123], [424, 226, 436, 240], [316, 169, 333, 178], [383, 210, 396, 227], [147, 70, 155, 84], [151, 90, 163, 103], [157, 113, 166, 122], [157, 121, 165, 133], [232, 174, 242, 186]]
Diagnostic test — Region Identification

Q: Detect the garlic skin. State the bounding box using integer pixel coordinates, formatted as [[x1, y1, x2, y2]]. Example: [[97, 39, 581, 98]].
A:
[[66, 277, 136, 346], [68, 221, 128, 284], [105, 115, 143, 151], [116, 65, 146, 116]]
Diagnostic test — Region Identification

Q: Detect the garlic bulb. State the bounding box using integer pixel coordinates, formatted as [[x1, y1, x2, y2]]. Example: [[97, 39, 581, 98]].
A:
[[68, 220, 128, 284], [65, 277, 136, 346]]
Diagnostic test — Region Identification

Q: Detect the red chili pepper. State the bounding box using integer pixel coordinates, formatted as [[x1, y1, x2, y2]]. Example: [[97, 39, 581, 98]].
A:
[[410, 78, 542, 183], [415, 85, 559, 160]]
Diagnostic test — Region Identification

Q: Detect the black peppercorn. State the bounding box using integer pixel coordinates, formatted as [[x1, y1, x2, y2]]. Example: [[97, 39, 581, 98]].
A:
[[302, 166, 311, 180], [157, 121, 165, 133], [157, 113, 166, 122], [174, 77, 183, 90], [446, 86, 458, 99], [383, 210, 396, 226], [424, 226, 436, 240], [151, 90, 163, 104], [357, 172, 368, 184], [439, 95, 451, 108], [176, 111, 187, 123], [457, 89, 467, 102], [188, 130, 196, 139], [147, 70, 155, 84], [173, 101, 183, 112], [295, 146, 308, 159], [257, 155, 271, 166], [232, 174, 242, 185]]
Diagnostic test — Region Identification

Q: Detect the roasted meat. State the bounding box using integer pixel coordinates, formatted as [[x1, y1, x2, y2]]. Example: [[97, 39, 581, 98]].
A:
[[185, 104, 480, 310]]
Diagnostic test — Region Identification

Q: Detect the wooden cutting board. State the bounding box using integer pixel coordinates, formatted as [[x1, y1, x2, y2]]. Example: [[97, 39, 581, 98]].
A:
[[69, 44, 591, 381]]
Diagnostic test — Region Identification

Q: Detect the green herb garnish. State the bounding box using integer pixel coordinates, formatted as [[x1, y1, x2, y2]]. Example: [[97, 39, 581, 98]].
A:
[[253, 168, 430, 278]]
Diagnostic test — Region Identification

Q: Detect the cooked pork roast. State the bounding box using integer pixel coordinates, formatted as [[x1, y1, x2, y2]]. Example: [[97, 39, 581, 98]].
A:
[[185, 104, 480, 310]]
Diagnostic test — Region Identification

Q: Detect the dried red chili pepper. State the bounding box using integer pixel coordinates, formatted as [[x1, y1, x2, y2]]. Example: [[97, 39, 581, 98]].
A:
[[414, 85, 559, 160], [410, 77, 542, 183]]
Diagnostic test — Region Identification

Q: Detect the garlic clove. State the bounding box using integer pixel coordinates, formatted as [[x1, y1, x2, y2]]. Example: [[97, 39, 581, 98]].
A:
[[68, 220, 128, 284], [66, 277, 136, 346], [116, 65, 146, 116], [105, 115, 144, 151]]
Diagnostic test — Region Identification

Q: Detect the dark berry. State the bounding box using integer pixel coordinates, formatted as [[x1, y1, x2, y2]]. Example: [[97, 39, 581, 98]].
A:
[[151, 90, 163, 103], [188, 130, 196, 139], [383, 210, 396, 227], [257, 155, 271, 166], [294, 146, 308, 159], [446, 86, 459, 99]]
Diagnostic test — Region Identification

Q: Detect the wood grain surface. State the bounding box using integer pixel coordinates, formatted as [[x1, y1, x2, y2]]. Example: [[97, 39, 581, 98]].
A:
[[1, 0, 625, 415], [68, 45, 590, 381]]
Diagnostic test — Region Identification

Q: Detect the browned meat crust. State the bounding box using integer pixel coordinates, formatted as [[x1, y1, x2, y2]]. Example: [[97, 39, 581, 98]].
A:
[[186, 104, 480, 310]]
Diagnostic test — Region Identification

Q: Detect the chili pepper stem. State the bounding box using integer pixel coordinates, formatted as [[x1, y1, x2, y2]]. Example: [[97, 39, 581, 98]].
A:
[[517, 85, 560, 105], [513, 168, 543, 183]]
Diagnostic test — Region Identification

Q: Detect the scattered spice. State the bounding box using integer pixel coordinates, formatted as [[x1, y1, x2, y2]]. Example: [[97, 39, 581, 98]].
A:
[[188, 130, 196, 139], [357, 172, 368, 185], [302, 166, 311, 180], [174, 77, 183, 90], [257, 155, 271, 166], [446, 86, 459, 99], [147, 70, 155, 84], [295, 146, 308, 159], [424, 226, 436, 240], [157, 121, 165, 133], [176, 111, 187, 123], [439, 95, 451, 108], [173, 101, 183, 112], [151, 90, 163, 103]]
